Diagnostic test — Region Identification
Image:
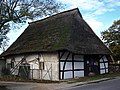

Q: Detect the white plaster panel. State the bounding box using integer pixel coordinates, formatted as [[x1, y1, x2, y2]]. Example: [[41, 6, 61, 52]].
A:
[[100, 69, 105, 74], [100, 56, 108, 62], [100, 58, 103, 62], [60, 52, 72, 60], [65, 62, 72, 70], [42, 70, 49, 79], [29, 62, 39, 69], [60, 62, 64, 70], [31, 69, 40, 79], [74, 62, 84, 69], [44, 62, 52, 70], [74, 71, 84, 77], [100, 63, 105, 68], [5, 52, 59, 81], [60, 72, 62, 79], [51, 71, 59, 81], [105, 63, 108, 68], [26, 54, 38, 62], [106, 69, 108, 73], [74, 55, 84, 61], [103, 56, 108, 61], [42, 70, 59, 81], [42, 70, 52, 80], [42, 61, 59, 80], [64, 71, 73, 79], [67, 54, 72, 60], [60, 52, 69, 60], [52, 62, 59, 71], [6, 58, 11, 63], [43, 53, 58, 62], [60, 62, 73, 71], [15, 55, 24, 62]]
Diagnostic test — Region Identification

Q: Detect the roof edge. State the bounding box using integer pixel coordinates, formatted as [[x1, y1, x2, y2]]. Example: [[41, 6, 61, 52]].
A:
[[29, 8, 82, 24]]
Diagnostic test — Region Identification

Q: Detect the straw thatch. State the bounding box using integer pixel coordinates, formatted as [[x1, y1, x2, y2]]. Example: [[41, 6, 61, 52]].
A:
[[1, 8, 111, 56]]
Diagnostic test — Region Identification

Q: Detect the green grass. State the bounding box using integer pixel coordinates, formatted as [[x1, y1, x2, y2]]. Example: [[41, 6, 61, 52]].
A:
[[67, 72, 120, 84]]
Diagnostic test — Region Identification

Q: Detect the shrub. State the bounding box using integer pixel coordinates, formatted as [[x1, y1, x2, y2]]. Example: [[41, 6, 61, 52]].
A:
[[1, 67, 11, 76]]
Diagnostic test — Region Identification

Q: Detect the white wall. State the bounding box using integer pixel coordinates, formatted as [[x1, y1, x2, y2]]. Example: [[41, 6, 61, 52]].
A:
[[74, 55, 84, 77], [6, 52, 59, 81]]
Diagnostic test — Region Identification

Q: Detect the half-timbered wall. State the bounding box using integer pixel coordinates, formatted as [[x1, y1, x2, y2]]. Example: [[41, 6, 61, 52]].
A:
[[5, 52, 110, 80], [59, 51, 84, 79], [6, 52, 59, 81], [100, 56, 109, 74]]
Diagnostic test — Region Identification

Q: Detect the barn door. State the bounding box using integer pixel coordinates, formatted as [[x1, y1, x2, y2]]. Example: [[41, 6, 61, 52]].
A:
[[18, 63, 30, 79]]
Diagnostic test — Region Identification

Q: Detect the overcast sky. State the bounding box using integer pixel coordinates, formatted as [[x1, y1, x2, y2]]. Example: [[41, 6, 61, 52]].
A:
[[5, 0, 120, 52]]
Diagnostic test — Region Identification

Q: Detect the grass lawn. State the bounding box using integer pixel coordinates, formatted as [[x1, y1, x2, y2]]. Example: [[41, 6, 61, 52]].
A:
[[67, 72, 120, 84]]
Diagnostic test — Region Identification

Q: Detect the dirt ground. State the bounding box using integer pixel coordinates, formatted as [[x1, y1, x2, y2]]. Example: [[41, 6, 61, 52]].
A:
[[0, 81, 70, 90], [0, 77, 117, 90]]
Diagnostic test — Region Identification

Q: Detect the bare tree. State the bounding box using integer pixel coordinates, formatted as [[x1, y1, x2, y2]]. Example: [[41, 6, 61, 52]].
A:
[[0, 0, 62, 50]]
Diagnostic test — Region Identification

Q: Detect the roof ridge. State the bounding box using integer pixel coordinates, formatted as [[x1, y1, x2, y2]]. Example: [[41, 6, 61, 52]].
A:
[[29, 8, 82, 24]]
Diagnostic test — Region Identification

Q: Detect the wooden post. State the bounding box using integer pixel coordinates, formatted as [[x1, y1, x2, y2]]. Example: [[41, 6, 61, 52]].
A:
[[32, 65, 33, 79], [41, 69, 42, 80], [51, 64, 52, 80], [72, 54, 74, 78]]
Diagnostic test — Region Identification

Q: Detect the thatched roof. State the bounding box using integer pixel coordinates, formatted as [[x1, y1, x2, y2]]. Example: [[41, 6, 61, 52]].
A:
[[1, 8, 111, 56]]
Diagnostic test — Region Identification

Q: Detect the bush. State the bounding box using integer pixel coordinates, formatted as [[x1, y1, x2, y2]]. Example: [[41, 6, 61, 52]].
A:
[[1, 67, 11, 76]]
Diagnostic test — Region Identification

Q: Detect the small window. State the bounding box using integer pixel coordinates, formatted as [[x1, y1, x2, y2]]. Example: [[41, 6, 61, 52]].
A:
[[39, 62, 44, 70]]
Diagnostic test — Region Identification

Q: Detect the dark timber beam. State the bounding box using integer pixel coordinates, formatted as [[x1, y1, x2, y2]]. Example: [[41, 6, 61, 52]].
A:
[[62, 52, 70, 79], [72, 53, 74, 78]]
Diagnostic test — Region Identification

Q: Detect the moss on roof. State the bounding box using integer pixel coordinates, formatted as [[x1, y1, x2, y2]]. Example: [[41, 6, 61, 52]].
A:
[[1, 8, 111, 56]]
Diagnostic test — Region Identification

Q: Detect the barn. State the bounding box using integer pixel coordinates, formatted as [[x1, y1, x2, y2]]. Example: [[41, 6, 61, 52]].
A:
[[1, 8, 112, 81]]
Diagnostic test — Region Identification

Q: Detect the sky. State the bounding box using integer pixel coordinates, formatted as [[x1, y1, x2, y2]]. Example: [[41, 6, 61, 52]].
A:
[[4, 0, 120, 52]]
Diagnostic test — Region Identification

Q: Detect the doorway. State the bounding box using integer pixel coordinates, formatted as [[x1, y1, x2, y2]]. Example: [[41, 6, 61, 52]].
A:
[[84, 55, 100, 76]]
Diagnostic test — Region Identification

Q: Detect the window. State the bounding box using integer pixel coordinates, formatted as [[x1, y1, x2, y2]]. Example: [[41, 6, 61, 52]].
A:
[[39, 62, 44, 70]]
